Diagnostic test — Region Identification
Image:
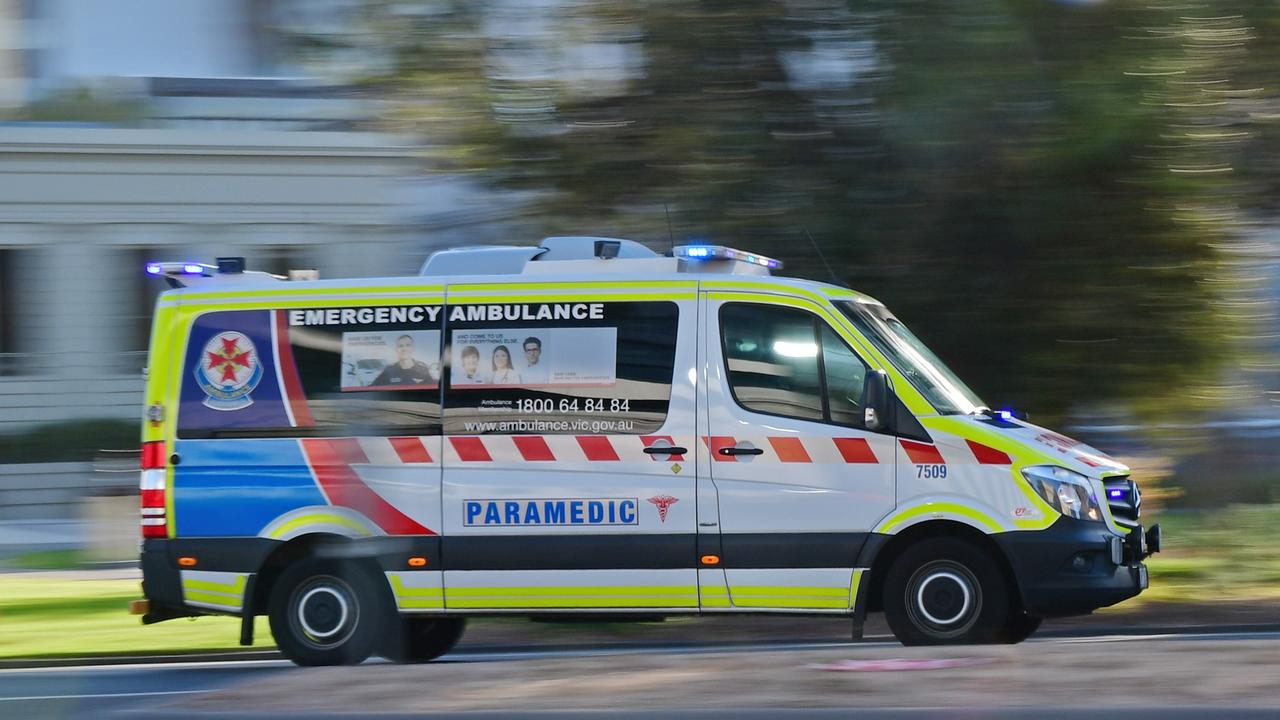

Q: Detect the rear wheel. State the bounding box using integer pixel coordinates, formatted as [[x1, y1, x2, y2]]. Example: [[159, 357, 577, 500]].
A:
[[381, 617, 467, 663], [883, 537, 1010, 645], [268, 557, 383, 666]]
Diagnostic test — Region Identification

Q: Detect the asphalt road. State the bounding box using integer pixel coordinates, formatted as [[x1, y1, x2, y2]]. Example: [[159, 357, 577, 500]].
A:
[[4, 629, 1279, 719]]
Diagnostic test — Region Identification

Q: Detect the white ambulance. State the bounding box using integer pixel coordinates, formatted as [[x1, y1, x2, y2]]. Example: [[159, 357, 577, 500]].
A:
[[134, 237, 1158, 665]]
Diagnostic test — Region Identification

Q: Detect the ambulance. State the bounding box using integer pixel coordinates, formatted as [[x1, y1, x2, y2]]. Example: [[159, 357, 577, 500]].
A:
[[134, 237, 1159, 666]]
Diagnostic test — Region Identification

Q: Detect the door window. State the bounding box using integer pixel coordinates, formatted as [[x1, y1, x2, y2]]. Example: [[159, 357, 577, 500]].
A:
[[720, 303, 872, 428]]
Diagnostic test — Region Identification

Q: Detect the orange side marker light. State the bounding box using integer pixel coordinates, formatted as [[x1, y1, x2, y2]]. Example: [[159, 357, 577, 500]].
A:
[[700, 554, 721, 566], [407, 556, 427, 568], [177, 556, 197, 567]]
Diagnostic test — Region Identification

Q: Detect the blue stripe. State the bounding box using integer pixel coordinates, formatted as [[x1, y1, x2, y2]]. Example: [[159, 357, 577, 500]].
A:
[[172, 439, 326, 536]]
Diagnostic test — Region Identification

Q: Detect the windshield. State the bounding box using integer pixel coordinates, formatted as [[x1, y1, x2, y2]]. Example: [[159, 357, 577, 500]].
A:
[[837, 301, 984, 415]]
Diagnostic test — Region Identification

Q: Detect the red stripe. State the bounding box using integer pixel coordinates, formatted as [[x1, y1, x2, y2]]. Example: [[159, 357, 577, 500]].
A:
[[301, 438, 433, 535], [703, 436, 738, 462], [389, 436, 433, 464], [832, 437, 878, 464], [768, 436, 812, 463], [639, 435, 686, 461], [900, 439, 945, 465], [576, 435, 620, 461], [274, 310, 314, 427], [513, 435, 556, 461], [966, 440, 1011, 465], [450, 437, 492, 462]]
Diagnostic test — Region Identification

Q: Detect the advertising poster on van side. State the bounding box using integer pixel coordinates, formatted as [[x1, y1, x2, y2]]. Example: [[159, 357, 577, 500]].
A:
[[341, 330, 441, 391], [450, 327, 617, 389]]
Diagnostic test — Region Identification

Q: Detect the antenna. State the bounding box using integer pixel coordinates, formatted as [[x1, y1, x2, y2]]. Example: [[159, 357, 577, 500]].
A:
[[664, 203, 675, 254], [805, 228, 849, 288]]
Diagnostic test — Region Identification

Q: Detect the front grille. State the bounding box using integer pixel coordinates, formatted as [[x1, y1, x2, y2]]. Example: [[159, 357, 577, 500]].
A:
[[1103, 475, 1141, 528]]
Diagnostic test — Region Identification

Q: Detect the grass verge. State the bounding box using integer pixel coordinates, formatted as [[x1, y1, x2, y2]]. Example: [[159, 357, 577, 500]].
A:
[[0, 577, 274, 659], [1123, 504, 1280, 604]]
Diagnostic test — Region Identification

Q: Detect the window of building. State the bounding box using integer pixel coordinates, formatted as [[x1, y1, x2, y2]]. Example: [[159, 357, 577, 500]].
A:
[[720, 302, 872, 428], [0, 250, 17, 376], [442, 301, 679, 435]]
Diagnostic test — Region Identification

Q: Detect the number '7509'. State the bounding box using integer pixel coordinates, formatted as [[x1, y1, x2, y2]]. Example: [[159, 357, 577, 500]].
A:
[[916, 464, 947, 479]]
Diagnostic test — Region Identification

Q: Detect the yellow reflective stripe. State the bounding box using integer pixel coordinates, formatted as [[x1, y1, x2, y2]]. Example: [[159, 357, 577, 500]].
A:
[[732, 598, 849, 609], [443, 585, 699, 608], [447, 596, 696, 609], [184, 591, 241, 607], [389, 575, 443, 598], [267, 512, 375, 539], [181, 284, 445, 300], [180, 296, 442, 310], [448, 281, 696, 293], [850, 569, 865, 606], [446, 293, 690, 304], [446, 585, 696, 598], [183, 577, 247, 595], [729, 586, 849, 598], [878, 502, 1003, 534], [398, 598, 446, 609]]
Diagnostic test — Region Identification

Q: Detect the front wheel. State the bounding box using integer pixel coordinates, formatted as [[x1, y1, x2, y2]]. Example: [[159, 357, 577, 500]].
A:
[[268, 557, 384, 666], [883, 537, 1011, 645]]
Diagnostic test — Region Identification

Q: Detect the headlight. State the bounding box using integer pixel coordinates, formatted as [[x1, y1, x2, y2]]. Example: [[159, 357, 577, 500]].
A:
[[1021, 466, 1103, 522]]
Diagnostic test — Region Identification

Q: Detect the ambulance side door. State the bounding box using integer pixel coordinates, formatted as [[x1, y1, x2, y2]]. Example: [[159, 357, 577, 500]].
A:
[[701, 295, 896, 611], [438, 290, 699, 611]]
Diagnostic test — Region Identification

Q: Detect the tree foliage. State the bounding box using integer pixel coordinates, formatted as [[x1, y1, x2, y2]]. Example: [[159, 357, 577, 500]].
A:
[[317, 0, 1275, 424]]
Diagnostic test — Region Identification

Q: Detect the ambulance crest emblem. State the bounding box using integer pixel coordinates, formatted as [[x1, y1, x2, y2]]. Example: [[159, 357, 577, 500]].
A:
[[647, 495, 679, 523], [194, 331, 263, 411]]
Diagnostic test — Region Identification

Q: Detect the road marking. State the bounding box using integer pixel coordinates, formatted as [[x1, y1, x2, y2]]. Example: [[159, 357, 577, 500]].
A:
[[0, 689, 208, 702]]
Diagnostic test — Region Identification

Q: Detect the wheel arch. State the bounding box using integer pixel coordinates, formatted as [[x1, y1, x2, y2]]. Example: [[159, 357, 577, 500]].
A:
[[864, 520, 1022, 614]]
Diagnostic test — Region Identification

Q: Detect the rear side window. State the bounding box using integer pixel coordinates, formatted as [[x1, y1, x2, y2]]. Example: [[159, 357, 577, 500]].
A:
[[177, 306, 443, 438], [442, 301, 678, 435], [720, 303, 872, 427]]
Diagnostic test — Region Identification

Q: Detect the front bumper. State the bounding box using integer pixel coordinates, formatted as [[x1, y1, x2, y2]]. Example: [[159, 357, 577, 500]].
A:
[[994, 516, 1151, 618]]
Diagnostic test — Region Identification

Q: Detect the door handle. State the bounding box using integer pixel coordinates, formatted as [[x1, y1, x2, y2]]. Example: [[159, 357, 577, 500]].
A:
[[718, 446, 764, 456], [643, 446, 688, 455]]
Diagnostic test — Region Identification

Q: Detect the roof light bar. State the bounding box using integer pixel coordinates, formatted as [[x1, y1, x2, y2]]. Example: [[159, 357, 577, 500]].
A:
[[672, 244, 783, 270], [145, 261, 215, 277]]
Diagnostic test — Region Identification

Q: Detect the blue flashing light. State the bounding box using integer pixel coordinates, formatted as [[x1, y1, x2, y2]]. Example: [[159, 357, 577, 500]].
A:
[[997, 410, 1015, 421], [1108, 489, 1126, 499], [144, 262, 163, 276], [182, 263, 205, 275], [673, 244, 783, 270]]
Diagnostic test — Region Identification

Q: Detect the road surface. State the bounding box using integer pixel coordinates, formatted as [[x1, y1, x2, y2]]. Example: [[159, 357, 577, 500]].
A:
[[3, 628, 1278, 719]]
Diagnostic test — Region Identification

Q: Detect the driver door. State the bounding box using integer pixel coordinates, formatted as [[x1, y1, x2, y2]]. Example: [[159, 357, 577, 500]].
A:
[[702, 297, 897, 610]]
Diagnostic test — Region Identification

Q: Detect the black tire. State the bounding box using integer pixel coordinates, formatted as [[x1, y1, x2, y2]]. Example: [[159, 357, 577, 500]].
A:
[[268, 557, 384, 666], [380, 617, 467, 663], [999, 612, 1042, 644], [883, 537, 1011, 645]]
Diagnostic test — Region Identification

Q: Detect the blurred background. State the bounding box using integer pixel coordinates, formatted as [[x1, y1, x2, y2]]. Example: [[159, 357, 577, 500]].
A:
[[1, 0, 1279, 657]]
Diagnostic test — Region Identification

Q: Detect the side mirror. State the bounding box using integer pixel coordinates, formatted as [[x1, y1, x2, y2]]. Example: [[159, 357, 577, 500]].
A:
[[862, 370, 891, 432]]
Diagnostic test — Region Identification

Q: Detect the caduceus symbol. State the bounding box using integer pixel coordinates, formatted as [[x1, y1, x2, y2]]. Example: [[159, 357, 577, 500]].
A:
[[647, 495, 678, 523]]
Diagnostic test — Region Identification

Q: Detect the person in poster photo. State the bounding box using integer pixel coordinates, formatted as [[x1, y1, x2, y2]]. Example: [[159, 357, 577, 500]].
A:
[[490, 345, 522, 384], [371, 334, 439, 388], [455, 345, 489, 384], [521, 336, 550, 385]]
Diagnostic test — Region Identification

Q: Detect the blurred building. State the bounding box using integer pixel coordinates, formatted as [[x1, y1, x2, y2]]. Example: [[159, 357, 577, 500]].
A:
[[0, 0, 527, 433]]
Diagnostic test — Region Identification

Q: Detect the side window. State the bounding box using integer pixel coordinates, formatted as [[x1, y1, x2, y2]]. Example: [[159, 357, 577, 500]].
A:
[[720, 303, 872, 428], [443, 301, 678, 435], [177, 305, 444, 438], [822, 325, 869, 426], [720, 304, 824, 422]]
